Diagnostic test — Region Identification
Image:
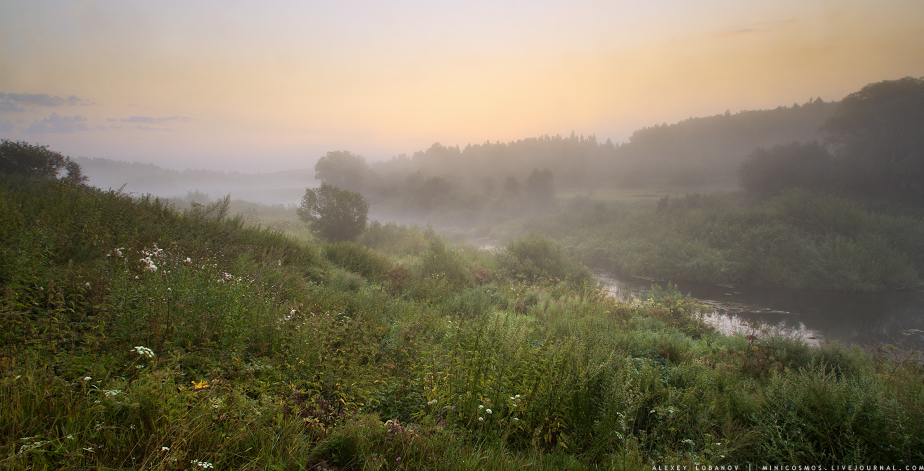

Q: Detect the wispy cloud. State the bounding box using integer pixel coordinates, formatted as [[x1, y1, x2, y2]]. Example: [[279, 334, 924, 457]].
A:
[[26, 113, 90, 133], [121, 115, 191, 124], [0, 92, 85, 110]]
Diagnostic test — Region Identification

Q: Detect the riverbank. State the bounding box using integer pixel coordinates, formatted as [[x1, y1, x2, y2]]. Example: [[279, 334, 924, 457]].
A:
[[496, 190, 924, 291], [597, 271, 924, 351]]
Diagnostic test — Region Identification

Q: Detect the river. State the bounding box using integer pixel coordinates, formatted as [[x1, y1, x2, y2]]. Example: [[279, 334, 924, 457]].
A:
[[596, 271, 924, 350]]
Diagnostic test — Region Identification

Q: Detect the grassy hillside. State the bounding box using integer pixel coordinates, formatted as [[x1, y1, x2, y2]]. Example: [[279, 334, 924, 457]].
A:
[[2, 175, 923, 469]]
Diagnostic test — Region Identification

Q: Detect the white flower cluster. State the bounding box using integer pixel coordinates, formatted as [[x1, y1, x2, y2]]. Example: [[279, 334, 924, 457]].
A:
[[143, 244, 164, 258], [191, 459, 214, 469], [139, 243, 164, 272], [108, 247, 124, 258], [508, 394, 523, 423], [133, 346, 155, 358], [477, 403, 493, 422]]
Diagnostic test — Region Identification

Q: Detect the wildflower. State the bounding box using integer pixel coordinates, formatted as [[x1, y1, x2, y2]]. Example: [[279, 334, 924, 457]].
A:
[[478, 404, 484, 410], [133, 346, 155, 358], [478, 417, 484, 422], [161, 447, 170, 451], [143, 244, 164, 258], [397, 457, 401, 462], [427, 399, 437, 406], [140, 257, 157, 272], [485, 409, 492, 414], [82, 376, 92, 381], [104, 389, 121, 397], [191, 459, 214, 469], [85, 282, 91, 289]]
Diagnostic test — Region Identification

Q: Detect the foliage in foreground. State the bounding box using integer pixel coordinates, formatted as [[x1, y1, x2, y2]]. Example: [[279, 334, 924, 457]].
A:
[[2, 176, 923, 469]]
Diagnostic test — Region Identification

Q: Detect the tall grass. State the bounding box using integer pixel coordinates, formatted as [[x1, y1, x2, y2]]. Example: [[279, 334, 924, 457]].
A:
[[2, 176, 923, 469]]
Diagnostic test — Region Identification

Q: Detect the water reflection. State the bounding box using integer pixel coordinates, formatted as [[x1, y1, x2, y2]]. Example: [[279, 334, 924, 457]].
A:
[[598, 272, 924, 350]]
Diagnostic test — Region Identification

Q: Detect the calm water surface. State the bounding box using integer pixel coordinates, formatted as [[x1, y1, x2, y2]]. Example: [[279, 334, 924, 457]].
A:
[[597, 272, 924, 350]]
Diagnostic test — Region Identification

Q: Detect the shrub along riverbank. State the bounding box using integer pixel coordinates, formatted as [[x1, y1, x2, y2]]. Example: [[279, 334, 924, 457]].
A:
[[2, 175, 923, 469], [499, 189, 924, 291]]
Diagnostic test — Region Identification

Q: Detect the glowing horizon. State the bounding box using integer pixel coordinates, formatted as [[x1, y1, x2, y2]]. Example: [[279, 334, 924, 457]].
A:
[[2, 0, 923, 172]]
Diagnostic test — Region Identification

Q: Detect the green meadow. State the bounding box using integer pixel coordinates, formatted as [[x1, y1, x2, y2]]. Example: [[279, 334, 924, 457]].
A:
[[2, 175, 923, 469]]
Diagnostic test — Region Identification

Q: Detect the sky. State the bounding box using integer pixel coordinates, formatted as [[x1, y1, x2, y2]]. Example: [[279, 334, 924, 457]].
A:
[[2, 0, 923, 173]]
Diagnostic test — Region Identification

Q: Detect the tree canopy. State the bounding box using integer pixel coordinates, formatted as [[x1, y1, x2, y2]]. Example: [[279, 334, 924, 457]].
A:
[[738, 142, 833, 197], [314, 151, 369, 193], [739, 77, 924, 205], [297, 183, 369, 242], [823, 77, 924, 202], [0, 139, 87, 183]]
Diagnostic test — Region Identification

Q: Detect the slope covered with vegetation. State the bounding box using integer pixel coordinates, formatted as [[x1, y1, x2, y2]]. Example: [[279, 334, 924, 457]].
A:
[[503, 189, 924, 291], [492, 78, 924, 291], [2, 171, 924, 469]]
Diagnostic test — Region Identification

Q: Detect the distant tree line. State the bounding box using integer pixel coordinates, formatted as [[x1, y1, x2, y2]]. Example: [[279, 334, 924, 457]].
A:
[[738, 77, 924, 206], [302, 99, 838, 225]]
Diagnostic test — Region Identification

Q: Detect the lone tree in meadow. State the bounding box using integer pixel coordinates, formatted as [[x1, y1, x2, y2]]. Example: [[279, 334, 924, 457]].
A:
[[297, 183, 369, 242]]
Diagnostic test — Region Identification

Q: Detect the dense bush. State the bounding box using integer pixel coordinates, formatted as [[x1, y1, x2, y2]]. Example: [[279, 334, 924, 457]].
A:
[[499, 232, 593, 285]]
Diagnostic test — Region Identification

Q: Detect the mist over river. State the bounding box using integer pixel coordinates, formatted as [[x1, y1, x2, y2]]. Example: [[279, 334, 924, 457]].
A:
[[597, 272, 924, 351]]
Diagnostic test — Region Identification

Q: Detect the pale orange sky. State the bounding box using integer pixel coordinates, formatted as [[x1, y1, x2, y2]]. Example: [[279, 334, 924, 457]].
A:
[[2, 0, 923, 172]]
